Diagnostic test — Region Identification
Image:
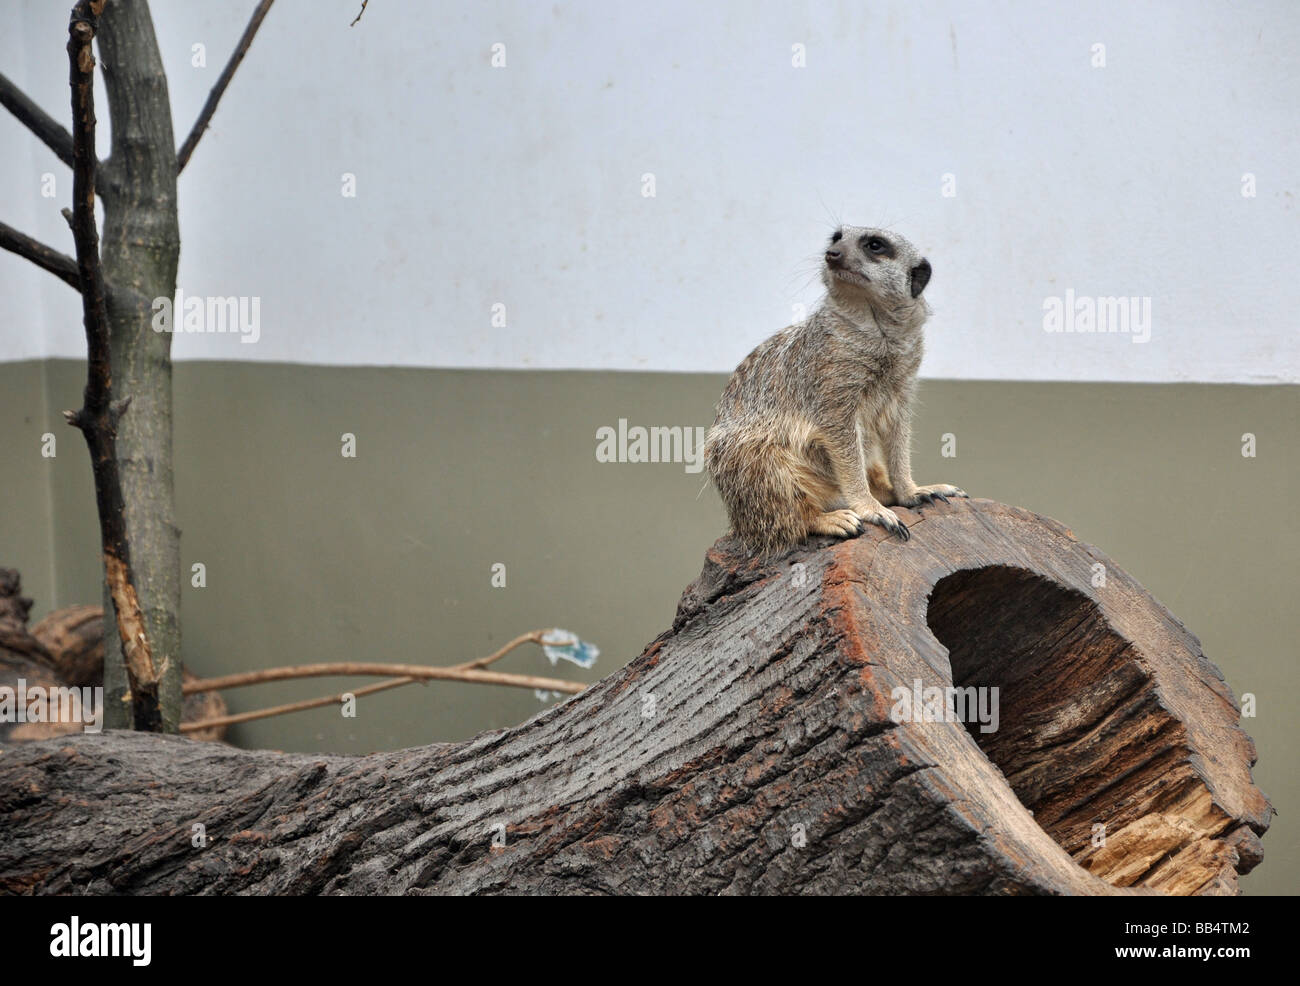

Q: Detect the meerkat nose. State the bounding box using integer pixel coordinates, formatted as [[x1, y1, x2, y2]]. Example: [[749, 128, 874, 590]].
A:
[[825, 249, 843, 266]]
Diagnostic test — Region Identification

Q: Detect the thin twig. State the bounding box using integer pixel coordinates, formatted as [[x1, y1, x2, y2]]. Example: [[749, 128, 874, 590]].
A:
[[0, 70, 75, 167], [183, 661, 585, 696], [176, 0, 275, 173], [179, 629, 583, 732], [452, 630, 546, 670], [180, 675, 423, 733], [65, 0, 162, 732], [350, 1, 368, 27], [184, 629, 558, 695], [179, 631, 564, 733], [0, 221, 80, 289]]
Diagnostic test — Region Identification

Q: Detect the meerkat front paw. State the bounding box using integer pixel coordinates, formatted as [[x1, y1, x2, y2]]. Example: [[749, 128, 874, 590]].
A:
[[853, 505, 911, 541], [895, 484, 968, 508]]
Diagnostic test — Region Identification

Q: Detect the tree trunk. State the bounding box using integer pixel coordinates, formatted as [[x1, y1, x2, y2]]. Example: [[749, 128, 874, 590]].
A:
[[94, 0, 182, 729], [0, 501, 1270, 895]]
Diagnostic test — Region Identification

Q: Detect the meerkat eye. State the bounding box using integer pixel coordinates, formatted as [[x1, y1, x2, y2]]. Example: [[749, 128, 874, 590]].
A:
[[864, 237, 888, 254], [830, 230, 843, 244]]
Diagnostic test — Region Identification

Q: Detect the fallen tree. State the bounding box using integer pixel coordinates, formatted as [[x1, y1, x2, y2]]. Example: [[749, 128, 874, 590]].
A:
[[0, 500, 1270, 894]]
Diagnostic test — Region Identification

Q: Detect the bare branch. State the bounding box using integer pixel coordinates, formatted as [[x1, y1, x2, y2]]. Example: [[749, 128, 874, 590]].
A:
[[66, 5, 111, 397], [452, 629, 546, 670], [177, 629, 579, 733], [182, 661, 587, 696], [0, 220, 81, 289], [181, 676, 438, 734], [177, 630, 574, 733], [65, 0, 163, 732], [350, 1, 368, 27], [0, 70, 75, 167], [176, 0, 275, 173]]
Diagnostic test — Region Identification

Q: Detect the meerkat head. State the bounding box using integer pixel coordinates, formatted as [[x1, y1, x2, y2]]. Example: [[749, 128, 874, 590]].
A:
[[821, 225, 932, 320]]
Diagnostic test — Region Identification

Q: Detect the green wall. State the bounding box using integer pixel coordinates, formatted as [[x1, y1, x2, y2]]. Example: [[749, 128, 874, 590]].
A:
[[2, 360, 1295, 894]]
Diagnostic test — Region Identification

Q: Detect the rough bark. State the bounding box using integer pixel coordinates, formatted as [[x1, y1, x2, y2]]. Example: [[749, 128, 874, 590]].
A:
[[94, 0, 183, 729], [0, 501, 1270, 895]]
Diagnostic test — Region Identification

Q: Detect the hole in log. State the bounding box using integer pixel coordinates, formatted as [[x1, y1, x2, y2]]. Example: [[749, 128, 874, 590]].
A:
[[925, 565, 1241, 893]]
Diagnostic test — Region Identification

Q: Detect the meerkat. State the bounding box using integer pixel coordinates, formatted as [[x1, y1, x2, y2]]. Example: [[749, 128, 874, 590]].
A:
[[704, 225, 967, 558]]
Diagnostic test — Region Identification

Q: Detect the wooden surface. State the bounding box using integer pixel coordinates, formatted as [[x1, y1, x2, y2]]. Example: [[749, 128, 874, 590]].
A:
[[0, 500, 1270, 894]]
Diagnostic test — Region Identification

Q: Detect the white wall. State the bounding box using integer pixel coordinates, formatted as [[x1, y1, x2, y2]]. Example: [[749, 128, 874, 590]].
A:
[[2, 0, 1296, 382]]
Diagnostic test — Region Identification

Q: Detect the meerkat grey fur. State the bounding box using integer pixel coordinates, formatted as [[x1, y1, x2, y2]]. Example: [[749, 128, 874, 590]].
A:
[[704, 225, 967, 558]]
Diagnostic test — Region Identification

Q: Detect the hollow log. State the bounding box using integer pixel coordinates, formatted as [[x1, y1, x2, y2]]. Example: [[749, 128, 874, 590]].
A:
[[0, 501, 1269, 895]]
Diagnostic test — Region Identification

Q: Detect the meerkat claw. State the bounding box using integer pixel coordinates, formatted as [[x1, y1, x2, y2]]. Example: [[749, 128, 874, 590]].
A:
[[860, 510, 910, 541]]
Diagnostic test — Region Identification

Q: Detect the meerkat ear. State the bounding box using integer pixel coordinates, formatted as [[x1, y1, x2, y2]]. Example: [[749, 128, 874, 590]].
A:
[[910, 259, 932, 298]]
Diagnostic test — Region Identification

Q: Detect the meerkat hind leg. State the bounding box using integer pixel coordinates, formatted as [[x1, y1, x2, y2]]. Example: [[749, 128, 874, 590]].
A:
[[866, 459, 896, 506], [808, 508, 865, 538], [812, 439, 910, 542], [789, 449, 868, 541], [801, 444, 910, 542], [807, 504, 910, 543]]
